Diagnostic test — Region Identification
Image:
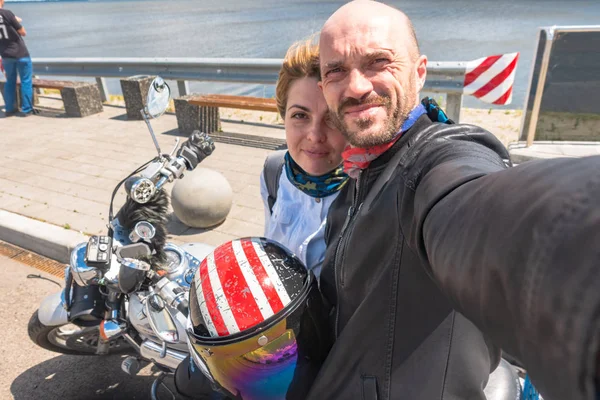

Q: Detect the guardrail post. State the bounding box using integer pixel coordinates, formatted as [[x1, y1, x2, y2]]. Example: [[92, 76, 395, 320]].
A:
[[95, 77, 109, 102], [446, 93, 463, 123], [177, 80, 190, 96]]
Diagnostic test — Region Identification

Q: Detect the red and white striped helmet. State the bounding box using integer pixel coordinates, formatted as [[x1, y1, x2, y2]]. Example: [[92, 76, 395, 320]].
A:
[[186, 237, 330, 400]]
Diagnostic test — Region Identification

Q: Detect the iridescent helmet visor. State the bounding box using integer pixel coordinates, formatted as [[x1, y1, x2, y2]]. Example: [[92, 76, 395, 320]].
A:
[[186, 272, 330, 400]]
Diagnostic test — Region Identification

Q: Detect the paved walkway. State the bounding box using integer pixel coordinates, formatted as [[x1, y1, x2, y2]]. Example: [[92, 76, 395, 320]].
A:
[[0, 97, 286, 255], [0, 95, 526, 262]]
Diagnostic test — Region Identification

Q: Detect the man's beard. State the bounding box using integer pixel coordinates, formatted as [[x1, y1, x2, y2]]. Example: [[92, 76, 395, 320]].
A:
[[330, 86, 416, 148]]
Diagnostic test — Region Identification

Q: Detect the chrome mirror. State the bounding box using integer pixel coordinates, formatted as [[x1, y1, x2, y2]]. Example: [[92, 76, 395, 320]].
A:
[[145, 293, 179, 344], [146, 76, 171, 119], [140, 76, 171, 158]]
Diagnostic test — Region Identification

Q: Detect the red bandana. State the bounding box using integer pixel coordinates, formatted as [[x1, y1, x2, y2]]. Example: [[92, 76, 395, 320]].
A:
[[341, 136, 401, 179], [341, 104, 427, 179]]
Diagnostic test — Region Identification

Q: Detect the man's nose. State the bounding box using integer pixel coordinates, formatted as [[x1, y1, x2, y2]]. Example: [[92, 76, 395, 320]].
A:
[[346, 69, 373, 99]]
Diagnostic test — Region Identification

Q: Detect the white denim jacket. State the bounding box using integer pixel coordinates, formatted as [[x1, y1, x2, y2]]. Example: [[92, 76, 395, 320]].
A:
[[259, 170, 339, 280]]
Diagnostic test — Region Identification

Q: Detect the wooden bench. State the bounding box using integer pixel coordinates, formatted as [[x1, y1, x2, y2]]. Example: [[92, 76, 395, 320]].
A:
[[0, 78, 103, 117], [189, 94, 278, 113], [174, 94, 279, 136]]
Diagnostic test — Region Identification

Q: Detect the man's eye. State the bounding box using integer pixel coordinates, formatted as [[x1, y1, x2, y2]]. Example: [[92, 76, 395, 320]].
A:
[[373, 58, 389, 65], [325, 68, 342, 77]]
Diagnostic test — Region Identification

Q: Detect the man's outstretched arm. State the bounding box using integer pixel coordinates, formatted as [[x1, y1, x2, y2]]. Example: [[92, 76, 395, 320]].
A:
[[414, 152, 600, 400]]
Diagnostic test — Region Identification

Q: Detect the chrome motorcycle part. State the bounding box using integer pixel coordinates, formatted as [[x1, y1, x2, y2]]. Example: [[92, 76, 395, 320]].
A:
[[128, 294, 154, 337], [159, 244, 207, 289], [155, 158, 187, 190], [120, 257, 151, 271], [155, 277, 187, 311], [123, 332, 142, 353], [139, 160, 166, 181], [146, 76, 171, 119], [145, 293, 179, 344], [121, 356, 141, 376], [130, 177, 156, 204], [169, 138, 181, 157], [129, 221, 156, 243], [70, 243, 102, 287], [141, 340, 187, 371], [141, 76, 171, 159], [162, 248, 183, 273], [100, 319, 127, 341], [159, 244, 191, 284], [101, 253, 122, 289]]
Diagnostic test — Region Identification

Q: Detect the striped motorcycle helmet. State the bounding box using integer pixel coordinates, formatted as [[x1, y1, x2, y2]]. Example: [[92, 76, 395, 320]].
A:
[[186, 237, 331, 400]]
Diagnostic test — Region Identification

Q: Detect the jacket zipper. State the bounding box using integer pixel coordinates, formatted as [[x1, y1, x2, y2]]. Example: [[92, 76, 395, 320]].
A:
[[333, 170, 364, 337]]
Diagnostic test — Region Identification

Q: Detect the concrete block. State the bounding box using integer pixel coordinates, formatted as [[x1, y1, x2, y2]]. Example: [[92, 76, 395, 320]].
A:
[[171, 167, 233, 228], [61, 82, 103, 117], [174, 95, 221, 135], [120, 75, 154, 120]]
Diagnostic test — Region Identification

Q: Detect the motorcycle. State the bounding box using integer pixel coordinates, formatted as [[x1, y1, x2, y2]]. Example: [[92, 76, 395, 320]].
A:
[[28, 76, 216, 399]]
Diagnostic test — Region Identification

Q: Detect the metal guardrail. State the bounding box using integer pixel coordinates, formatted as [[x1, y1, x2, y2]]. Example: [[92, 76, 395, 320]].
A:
[[31, 57, 468, 121]]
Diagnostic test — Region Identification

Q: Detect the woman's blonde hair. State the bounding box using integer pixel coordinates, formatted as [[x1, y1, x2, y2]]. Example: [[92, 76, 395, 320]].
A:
[[275, 35, 320, 119]]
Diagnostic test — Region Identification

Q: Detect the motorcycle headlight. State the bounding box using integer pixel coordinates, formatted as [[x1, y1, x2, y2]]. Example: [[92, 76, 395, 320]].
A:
[[70, 243, 102, 287]]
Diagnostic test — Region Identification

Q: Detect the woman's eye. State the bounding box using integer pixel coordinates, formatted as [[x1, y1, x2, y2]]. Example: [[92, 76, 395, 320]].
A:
[[291, 112, 308, 120]]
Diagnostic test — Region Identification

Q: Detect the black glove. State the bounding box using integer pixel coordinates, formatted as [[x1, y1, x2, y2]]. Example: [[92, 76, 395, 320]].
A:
[[177, 130, 215, 170]]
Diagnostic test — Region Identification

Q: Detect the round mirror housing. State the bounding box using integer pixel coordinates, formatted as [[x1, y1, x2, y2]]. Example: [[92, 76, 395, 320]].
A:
[[145, 76, 171, 119]]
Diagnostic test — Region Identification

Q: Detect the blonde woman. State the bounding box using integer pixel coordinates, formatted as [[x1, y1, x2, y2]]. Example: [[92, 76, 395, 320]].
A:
[[260, 39, 348, 279]]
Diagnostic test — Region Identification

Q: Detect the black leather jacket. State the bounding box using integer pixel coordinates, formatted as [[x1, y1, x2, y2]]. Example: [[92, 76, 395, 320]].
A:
[[307, 115, 600, 400]]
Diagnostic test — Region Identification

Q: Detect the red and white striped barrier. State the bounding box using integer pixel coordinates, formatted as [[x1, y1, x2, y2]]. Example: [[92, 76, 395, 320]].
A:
[[463, 52, 520, 105]]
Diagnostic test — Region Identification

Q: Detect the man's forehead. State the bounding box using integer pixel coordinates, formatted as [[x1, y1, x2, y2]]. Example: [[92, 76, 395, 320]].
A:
[[321, 18, 397, 56]]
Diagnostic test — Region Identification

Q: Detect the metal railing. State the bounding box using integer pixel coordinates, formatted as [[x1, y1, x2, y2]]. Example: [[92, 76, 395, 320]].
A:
[[31, 57, 468, 121]]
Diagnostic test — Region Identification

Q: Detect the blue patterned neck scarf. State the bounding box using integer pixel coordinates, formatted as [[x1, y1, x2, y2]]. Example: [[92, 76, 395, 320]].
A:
[[284, 152, 348, 198]]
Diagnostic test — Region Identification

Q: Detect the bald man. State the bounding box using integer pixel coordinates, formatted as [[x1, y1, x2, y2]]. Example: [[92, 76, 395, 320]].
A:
[[307, 1, 600, 400]]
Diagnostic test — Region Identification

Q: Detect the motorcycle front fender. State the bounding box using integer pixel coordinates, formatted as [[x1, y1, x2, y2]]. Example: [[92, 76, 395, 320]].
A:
[[37, 291, 68, 327]]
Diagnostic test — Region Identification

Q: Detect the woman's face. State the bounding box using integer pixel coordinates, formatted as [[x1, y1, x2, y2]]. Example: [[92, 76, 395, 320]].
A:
[[284, 77, 347, 176]]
